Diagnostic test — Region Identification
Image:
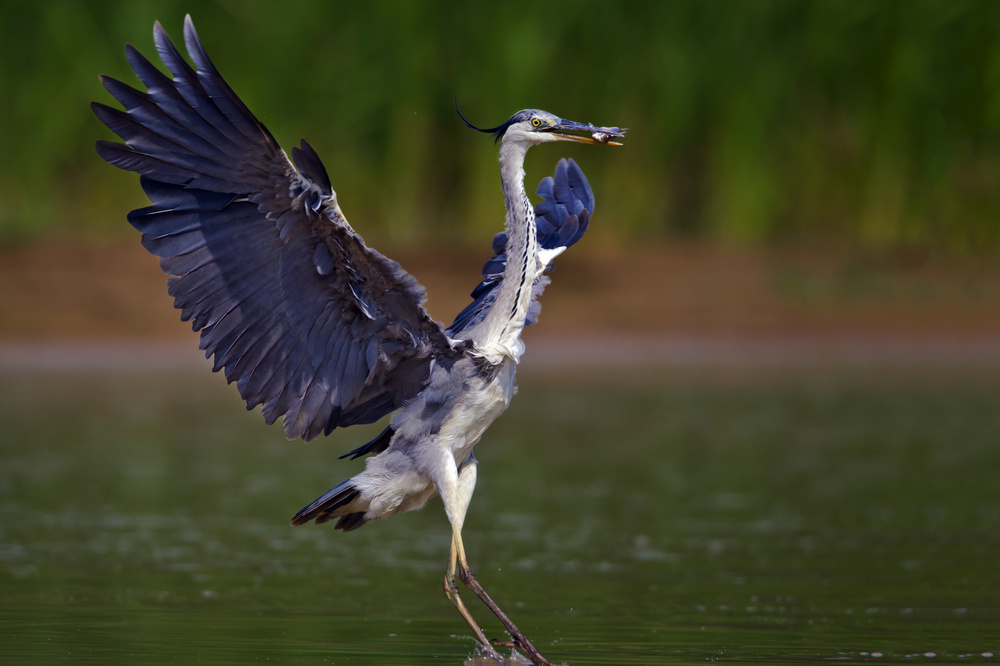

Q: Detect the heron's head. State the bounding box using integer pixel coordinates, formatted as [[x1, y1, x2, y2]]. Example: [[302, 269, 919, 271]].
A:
[[456, 104, 626, 147]]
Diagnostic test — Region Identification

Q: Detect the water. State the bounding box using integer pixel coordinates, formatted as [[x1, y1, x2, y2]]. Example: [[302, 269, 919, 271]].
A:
[[1, 359, 998, 664]]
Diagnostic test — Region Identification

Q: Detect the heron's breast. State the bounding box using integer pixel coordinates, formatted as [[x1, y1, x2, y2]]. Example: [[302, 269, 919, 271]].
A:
[[440, 359, 517, 462]]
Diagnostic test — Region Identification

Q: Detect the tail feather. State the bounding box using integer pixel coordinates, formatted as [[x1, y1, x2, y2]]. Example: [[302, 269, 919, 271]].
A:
[[319, 511, 368, 531], [290, 480, 363, 528]]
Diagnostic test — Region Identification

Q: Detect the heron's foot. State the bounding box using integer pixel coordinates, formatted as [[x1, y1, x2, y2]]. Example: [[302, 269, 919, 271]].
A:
[[463, 644, 517, 665], [456, 566, 557, 666], [472, 641, 504, 663], [490, 639, 564, 666], [464, 645, 555, 666]]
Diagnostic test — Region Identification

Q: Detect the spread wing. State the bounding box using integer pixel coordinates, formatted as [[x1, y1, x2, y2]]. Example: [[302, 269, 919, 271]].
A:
[[447, 158, 593, 335], [92, 15, 453, 442]]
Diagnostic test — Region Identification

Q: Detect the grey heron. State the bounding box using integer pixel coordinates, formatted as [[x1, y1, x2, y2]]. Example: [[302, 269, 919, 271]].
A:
[[93, 15, 624, 666]]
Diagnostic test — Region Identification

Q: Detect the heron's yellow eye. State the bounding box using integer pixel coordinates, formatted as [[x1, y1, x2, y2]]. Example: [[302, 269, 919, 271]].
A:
[[531, 118, 542, 127]]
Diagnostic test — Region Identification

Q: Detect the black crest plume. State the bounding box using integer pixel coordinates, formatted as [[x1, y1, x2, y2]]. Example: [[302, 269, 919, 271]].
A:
[[454, 99, 512, 144]]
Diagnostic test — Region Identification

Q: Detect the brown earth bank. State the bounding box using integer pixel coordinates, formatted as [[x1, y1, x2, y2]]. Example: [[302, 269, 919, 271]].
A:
[[2, 238, 999, 369]]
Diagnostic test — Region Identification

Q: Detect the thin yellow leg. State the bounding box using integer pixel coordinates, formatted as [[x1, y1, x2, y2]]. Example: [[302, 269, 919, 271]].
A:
[[437, 451, 557, 664], [453, 528, 557, 666], [444, 533, 502, 660]]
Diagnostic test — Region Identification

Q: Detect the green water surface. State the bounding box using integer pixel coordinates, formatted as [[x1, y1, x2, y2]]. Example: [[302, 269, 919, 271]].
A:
[[1, 361, 998, 664]]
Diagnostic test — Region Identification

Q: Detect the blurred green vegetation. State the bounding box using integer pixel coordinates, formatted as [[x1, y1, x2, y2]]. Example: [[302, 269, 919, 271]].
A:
[[2, 0, 999, 252]]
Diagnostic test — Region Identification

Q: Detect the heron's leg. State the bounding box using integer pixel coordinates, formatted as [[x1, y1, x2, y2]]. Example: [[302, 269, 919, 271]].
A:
[[452, 531, 555, 666], [444, 531, 499, 658], [443, 455, 556, 666], [438, 454, 502, 660]]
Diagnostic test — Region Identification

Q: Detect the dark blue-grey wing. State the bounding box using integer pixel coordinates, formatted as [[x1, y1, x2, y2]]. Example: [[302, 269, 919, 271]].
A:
[[533, 157, 594, 249], [93, 16, 451, 442], [447, 158, 593, 335]]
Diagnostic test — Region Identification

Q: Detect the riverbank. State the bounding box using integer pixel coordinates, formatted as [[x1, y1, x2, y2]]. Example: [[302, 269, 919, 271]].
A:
[[3, 238, 999, 370]]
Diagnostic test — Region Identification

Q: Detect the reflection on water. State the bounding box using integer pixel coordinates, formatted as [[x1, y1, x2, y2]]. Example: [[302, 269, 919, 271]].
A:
[[1, 363, 999, 664]]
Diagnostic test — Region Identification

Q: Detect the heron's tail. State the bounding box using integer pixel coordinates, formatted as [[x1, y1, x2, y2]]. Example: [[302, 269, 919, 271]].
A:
[[290, 480, 368, 531]]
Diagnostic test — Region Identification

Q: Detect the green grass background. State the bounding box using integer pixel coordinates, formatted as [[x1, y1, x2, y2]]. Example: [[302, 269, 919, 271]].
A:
[[3, 0, 998, 254]]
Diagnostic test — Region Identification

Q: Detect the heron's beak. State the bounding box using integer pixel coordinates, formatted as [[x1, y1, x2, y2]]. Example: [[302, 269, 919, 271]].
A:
[[548, 119, 627, 146]]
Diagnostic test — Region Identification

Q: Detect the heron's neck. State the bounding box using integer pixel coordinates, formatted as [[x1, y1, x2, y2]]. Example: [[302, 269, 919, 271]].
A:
[[466, 140, 538, 361]]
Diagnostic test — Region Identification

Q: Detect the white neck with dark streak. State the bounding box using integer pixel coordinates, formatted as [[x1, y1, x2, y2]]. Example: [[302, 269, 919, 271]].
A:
[[464, 140, 538, 363]]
